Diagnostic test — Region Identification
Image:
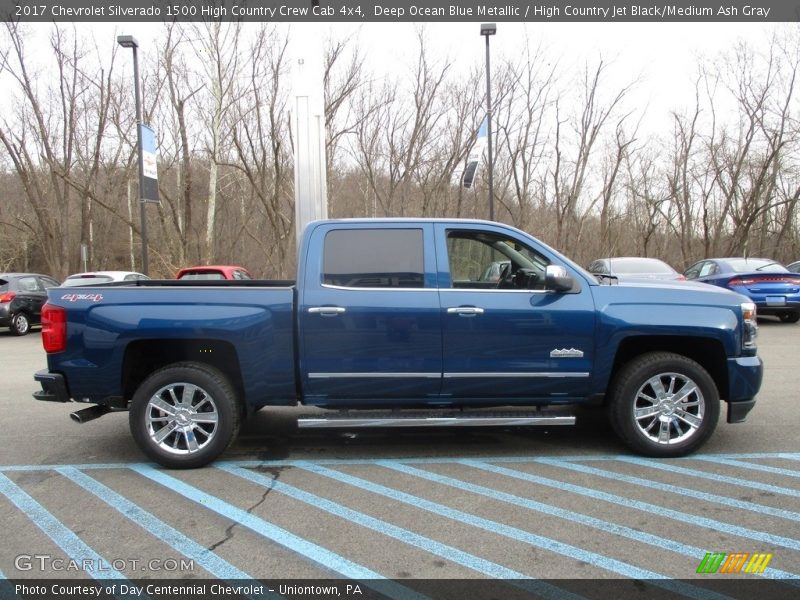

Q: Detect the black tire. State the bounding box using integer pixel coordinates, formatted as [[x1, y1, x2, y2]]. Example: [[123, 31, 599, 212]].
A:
[[10, 313, 31, 336], [608, 352, 720, 457], [129, 362, 241, 469], [779, 312, 800, 323]]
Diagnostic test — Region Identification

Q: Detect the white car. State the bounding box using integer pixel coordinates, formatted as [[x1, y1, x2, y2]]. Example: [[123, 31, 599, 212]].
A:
[[61, 271, 150, 287]]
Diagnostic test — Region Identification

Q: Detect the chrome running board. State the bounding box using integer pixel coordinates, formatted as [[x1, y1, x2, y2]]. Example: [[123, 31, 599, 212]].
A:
[[297, 411, 575, 429]]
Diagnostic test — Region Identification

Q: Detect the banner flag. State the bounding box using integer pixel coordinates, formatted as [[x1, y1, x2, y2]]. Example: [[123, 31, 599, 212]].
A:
[[462, 117, 488, 189], [139, 124, 160, 203]]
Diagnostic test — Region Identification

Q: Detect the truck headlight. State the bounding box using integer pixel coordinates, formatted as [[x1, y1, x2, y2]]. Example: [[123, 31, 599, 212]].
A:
[[741, 302, 758, 350]]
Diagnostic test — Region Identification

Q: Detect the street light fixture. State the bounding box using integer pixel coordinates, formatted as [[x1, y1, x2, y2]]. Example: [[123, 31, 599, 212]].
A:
[[480, 23, 496, 222], [117, 34, 149, 276]]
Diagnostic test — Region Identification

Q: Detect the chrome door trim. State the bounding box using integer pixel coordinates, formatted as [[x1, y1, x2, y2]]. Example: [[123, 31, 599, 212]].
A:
[[308, 372, 442, 379], [443, 372, 590, 379]]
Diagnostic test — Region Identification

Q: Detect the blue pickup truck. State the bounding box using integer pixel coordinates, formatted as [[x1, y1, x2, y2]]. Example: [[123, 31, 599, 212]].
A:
[[34, 219, 763, 468]]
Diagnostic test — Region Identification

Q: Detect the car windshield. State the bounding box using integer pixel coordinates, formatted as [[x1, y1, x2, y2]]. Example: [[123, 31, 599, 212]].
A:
[[609, 259, 674, 274], [725, 259, 787, 273], [62, 276, 114, 287]]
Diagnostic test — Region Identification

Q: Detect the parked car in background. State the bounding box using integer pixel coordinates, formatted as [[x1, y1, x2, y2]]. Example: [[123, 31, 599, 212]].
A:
[[176, 265, 252, 280], [62, 271, 150, 287], [587, 257, 685, 281], [684, 258, 800, 323], [0, 273, 60, 335], [787, 260, 800, 273]]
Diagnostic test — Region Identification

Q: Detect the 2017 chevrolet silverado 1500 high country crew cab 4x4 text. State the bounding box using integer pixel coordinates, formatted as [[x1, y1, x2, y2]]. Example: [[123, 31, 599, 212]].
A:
[[34, 219, 763, 468]]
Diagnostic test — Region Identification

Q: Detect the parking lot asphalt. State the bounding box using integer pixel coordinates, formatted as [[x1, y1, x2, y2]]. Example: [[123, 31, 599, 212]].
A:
[[0, 320, 798, 596]]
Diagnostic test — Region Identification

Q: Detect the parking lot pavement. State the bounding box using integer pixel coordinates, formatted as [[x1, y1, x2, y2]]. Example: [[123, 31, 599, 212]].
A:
[[0, 322, 798, 593]]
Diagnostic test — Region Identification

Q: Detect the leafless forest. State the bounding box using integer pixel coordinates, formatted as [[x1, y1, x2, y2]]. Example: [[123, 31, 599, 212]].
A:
[[1, 23, 799, 279]]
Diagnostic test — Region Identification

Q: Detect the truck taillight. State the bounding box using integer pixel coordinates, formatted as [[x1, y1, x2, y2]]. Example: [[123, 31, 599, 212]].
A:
[[41, 303, 66, 353]]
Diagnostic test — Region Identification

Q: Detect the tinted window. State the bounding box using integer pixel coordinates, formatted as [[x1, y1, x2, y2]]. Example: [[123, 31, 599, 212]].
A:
[[697, 262, 716, 277], [725, 259, 787, 273], [233, 270, 251, 280], [39, 277, 60, 288], [62, 276, 114, 287], [587, 261, 606, 274], [18, 276, 40, 292], [179, 272, 225, 280], [684, 263, 702, 279], [323, 229, 424, 288]]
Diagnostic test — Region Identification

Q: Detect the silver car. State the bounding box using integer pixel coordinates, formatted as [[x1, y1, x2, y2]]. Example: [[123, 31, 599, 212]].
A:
[[62, 271, 150, 287]]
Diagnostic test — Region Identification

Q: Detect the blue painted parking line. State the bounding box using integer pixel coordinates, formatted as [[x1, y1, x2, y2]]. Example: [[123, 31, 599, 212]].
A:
[[56, 467, 276, 599], [0, 473, 142, 600], [614, 457, 800, 497], [533, 458, 800, 522], [381, 461, 800, 582], [295, 461, 734, 600], [693, 456, 800, 479], [130, 465, 428, 600], [2, 452, 800, 472], [464, 460, 800, 553], [219, 465, 584, 600]]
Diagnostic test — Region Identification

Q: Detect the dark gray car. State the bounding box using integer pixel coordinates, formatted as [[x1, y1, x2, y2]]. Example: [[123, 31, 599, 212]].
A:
[[0, 273, 60, 335]]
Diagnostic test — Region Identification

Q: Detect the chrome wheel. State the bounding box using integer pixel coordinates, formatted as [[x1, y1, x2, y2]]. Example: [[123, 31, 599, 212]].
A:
[[632, 372, 705, 445], [11, 313, 30, 335], [145, 382, 219, 455], [610, 353, 719, 457]]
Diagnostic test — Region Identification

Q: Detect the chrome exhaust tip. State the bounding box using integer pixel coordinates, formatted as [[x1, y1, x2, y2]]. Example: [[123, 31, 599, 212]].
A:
[[70, 405, 111, 424]]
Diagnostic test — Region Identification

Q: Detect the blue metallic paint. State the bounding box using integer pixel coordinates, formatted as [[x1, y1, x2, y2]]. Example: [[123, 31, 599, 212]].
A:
[[48, 287, 296, 405], [43, 218, 762, 416]]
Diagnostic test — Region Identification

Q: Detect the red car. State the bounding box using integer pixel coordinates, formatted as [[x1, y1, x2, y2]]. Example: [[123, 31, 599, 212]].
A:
[[175, 265, 252, 281]]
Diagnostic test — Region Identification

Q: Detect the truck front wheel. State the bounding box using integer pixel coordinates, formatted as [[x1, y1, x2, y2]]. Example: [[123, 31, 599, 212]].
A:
[[129, 362, 241, 469], [608, 352, 720, 457]]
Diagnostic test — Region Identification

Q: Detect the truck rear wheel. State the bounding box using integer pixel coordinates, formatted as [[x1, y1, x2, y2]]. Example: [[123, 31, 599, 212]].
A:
[[129, 362, 240, 469], [608, 352, 719, 457]]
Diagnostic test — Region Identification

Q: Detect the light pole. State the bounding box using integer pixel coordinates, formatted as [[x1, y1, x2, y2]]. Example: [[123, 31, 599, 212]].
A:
[[480, 23, 496, 222], [117, 34, 149, 276]]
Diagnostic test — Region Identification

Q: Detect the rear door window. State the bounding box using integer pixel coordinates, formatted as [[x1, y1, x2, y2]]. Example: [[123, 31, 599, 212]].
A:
[[323, 229, 424, 288]]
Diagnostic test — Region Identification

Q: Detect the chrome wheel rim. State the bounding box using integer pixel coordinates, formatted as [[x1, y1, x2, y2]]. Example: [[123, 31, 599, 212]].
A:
[[145, 382, 219, 455], [13, 314, 29, 334], [633, 372, 705, 445]]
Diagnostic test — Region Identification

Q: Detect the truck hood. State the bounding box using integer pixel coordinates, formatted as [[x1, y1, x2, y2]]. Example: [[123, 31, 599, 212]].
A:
[[593, 278, 750, 308]]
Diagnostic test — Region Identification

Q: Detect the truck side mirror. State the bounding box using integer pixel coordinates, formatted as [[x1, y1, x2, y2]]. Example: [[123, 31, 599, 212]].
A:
[[544, 265, 573, 292]]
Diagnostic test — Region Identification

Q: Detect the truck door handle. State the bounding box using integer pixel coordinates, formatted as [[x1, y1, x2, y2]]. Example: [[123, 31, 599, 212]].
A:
[[447, 306, 485, 316], [308, 306, 346, 316]]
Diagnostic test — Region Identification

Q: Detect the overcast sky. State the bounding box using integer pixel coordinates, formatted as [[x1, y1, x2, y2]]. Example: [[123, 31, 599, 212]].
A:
[[85, 20, 776, 126], [3, 20, 785, 138]]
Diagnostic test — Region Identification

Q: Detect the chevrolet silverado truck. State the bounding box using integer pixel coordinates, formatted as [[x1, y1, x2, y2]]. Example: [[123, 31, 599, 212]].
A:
[[33, 219, 763, 468]]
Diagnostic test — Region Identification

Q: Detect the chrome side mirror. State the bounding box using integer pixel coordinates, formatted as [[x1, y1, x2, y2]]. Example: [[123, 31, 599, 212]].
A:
[[545, 265, 574, 292]]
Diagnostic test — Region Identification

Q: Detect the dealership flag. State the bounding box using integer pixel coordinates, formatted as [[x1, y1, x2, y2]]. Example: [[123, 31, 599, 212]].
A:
[[462, 117, 488, 189], [139, 124, 160, 203]]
